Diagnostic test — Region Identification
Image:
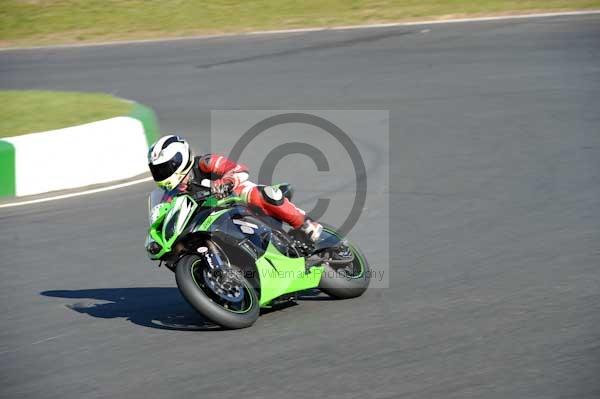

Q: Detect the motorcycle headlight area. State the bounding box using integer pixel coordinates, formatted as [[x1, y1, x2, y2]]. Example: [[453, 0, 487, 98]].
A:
[[146, 241, 162, 255]]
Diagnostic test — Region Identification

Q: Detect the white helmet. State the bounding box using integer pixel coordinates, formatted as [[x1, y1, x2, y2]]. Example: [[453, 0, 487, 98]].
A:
[[148, 135, 193, 190]]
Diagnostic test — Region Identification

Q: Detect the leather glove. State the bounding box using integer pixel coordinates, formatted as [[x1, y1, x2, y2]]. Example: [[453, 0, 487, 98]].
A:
[[211, 179, 234, 199]]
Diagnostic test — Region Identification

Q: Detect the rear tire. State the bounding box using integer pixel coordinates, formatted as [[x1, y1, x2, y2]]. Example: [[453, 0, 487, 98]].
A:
[[176, 253, 259, 329], [318, 229, 370, 299]]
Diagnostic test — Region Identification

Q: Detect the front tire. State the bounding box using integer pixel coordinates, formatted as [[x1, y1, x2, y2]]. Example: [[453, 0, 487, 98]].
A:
[[175, 252, 259, 329]]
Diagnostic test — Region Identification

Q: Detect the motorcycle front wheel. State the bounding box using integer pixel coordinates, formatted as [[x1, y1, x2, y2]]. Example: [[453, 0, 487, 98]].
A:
[[175, 247, 259, 329]]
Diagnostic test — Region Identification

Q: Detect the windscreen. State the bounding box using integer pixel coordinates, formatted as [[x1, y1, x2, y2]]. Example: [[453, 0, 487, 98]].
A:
[[147, 188, 170, 224]]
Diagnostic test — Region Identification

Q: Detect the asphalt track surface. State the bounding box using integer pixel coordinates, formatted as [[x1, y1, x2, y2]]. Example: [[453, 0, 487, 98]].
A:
[[1, 14, 600, 399]]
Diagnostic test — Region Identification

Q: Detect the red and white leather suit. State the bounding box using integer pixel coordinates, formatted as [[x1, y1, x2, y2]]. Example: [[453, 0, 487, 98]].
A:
[[177, 154, 307, 229]]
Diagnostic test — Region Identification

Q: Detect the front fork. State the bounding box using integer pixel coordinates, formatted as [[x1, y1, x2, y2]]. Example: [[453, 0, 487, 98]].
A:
[[160, 238, 224, 273]]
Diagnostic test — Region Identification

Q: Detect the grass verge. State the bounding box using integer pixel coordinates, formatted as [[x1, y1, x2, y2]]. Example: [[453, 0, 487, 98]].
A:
[[1, 1, 599, 48], [0, 91, 133, 137]]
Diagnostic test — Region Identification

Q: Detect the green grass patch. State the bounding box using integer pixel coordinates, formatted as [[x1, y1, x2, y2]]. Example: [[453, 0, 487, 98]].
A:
[[1, 1, 599, 47], [0, 91, 133, 137]]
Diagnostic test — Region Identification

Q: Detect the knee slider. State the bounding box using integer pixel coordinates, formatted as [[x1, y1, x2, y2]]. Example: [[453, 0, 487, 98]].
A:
[[258, 185, 284, 206]]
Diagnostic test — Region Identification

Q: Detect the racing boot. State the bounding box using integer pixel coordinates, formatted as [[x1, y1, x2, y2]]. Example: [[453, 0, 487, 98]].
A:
[[299, 218, 323, 243]]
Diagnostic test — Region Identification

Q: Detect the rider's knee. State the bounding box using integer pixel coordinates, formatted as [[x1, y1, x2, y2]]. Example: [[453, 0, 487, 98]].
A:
[[257, 185, 284, 206]]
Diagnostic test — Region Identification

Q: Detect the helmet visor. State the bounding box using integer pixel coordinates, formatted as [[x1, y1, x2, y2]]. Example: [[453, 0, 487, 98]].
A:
[[149, 153, 183, 182]]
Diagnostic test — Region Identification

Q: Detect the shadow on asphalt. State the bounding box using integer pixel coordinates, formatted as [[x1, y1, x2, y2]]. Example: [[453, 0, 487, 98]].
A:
[[41, 287, 222, 331], [41, 287, 336, 330]]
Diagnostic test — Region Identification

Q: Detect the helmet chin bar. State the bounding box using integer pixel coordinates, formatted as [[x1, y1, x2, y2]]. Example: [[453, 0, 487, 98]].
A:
[[159, 175, 181, 190], [159, 169, 191, 190]]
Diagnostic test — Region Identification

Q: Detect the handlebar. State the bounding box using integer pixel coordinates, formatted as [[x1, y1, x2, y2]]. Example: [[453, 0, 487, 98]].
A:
[[215, 196, 244, 206], [200, 195, 244, 208]]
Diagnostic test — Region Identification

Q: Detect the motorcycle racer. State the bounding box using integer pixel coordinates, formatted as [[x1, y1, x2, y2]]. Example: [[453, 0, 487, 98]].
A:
[[147, 134, 323, 243]]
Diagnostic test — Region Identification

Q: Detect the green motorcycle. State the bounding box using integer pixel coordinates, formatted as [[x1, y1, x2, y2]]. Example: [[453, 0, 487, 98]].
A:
[[145, 183, 370, 329]]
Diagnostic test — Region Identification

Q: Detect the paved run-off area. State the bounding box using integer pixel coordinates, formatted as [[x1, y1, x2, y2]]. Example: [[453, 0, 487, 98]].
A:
[[1, 14, 599, 399]]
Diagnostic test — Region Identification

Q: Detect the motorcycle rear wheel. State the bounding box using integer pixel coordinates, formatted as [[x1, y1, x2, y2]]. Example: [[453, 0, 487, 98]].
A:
[[318, 228, 371, 299]]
